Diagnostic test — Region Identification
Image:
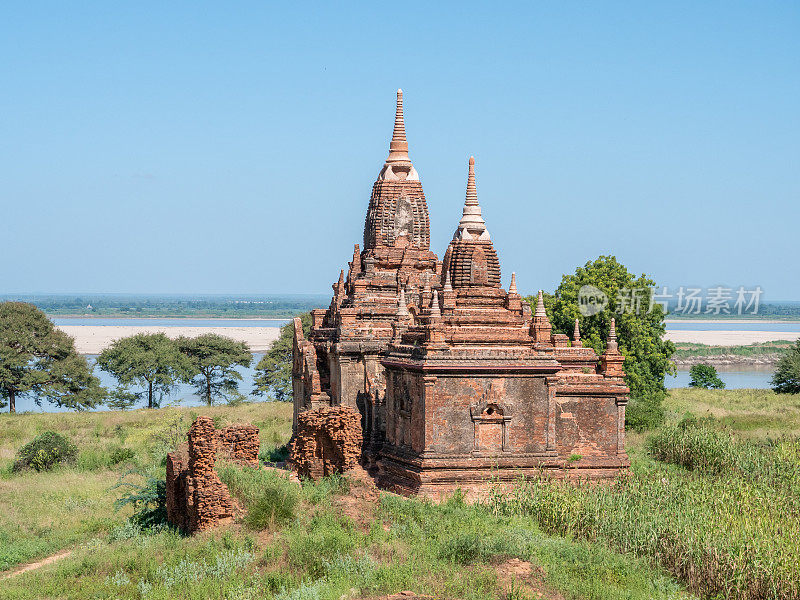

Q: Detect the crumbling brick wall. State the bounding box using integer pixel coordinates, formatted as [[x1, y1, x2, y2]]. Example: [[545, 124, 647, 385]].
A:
[[290, 406, 363, 480], [166, 416, 260, 533], [218, 424, 260, 467]]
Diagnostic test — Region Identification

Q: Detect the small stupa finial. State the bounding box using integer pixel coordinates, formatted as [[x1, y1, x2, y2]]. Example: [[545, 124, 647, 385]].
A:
[[430, 289, 441, 317], [509, 272, 518, 295], [398, 288, 409, 317], [443, 269, 453, 292], [573, 318, 582, 347], [606, 318, 619, 353], [535, 290, 546, 317], [466, 156, 478, 206], [386, 89, 410, 165], [455, 156, 489, 240]]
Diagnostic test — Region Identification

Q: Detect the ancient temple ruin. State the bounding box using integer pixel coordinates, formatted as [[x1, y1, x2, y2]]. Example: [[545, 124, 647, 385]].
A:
[[292, 90, 629, 495]]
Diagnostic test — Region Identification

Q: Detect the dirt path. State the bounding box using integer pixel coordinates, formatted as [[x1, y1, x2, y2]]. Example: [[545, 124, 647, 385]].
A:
[[0, 550, 73, 580]]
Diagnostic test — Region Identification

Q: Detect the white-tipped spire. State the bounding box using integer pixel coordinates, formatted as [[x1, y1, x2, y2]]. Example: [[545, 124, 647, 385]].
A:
[[398, 288, 409, 317], [443, 270, 453, 292], [606, 318, 619, 353], [454, 156, 489, 241], [535, 290, 546, 317], [573, 318, 582, 347], [430, 289, 441, 317], [386, 89, 410, 165], [509, 272, 517, 295], [379, 89, 418, 181]]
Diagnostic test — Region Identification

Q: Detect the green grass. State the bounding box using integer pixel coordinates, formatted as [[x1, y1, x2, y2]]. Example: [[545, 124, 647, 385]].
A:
[[486, 391, 800, 600], [0, 468, 694, 600], [674, 341, 793, 359], [0, 402, 292, 573], [0, 400, 696, 599], [9, 389, 799, 598], [663, 388, 800, 438]]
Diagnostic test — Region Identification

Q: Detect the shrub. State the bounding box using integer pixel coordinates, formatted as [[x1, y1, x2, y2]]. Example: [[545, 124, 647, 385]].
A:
[[772, 339, 800, 394], [689, 364, 725, 389], [244, 483, 299, 530], [625, 392, 666, 432], [260, 444, 290, 464], [13, 431, 77, 472], [113, 471, 168, 529], [109, 447, 136, 465]]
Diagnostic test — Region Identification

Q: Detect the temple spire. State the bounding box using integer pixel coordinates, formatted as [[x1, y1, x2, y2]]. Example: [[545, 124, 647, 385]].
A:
[[607, 318, 619, 352], [443, 270, 453, 292], [534, 290, 546, 317], [572, 318, 582, 347], [386, 89, 410, 165], [455, 156, 489, 241], [509, 272, 517, 295], [430, 290, 441, 317], [398, 288, 409, 317]]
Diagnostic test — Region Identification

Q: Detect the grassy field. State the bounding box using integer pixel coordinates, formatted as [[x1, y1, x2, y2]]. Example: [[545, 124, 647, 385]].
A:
[[1, 390, 798, 599], [674, 341, 793, 361]]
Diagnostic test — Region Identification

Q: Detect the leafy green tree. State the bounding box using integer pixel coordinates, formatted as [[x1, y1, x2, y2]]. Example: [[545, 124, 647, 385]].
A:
[[689, 363, 725, 389], [253, 313, 311, 401], [0, 302, 105, 413], [97, 333, 193, 409], [771, 340, 800, 394], [525, 256, 676, 431], [177, 334, 252, 406], [105, 387, 139, 411]]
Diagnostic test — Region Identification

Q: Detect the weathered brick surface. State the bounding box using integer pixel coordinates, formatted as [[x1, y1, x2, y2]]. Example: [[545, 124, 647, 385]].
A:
[[290, 406, 363, 479], [165, 417, 260, 533], [292, 92, 630, 496], [218, 424, 260, 467]]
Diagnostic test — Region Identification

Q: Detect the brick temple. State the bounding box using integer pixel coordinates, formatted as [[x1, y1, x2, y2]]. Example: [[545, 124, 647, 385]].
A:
[[292, 90, 629, 495]]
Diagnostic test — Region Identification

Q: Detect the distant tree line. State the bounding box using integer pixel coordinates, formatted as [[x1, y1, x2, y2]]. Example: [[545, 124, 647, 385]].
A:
[[0, 302, 298, 413], [0, 294, 327, 319]]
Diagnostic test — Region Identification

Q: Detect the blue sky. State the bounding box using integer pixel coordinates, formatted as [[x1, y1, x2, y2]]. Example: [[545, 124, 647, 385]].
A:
[[2, 2, 798, 299]]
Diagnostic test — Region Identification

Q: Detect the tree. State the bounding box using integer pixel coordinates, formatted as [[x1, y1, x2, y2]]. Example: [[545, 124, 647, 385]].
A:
[[253, 314, 311, 401], [0, 302, 105, 413], [177, 334, 252, 406], [771, 340, 800, 394], [525, 256, 675, 431], [689, 363, 725, 389], [97, 333, 193, 409]]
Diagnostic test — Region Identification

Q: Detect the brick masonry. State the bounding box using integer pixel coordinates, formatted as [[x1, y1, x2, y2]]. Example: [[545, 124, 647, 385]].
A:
[[290, 405, 363, 479], [166, 416, 260, 533]]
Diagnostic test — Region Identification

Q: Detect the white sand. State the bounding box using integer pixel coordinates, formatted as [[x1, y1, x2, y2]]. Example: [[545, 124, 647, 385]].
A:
[[59, 326, 281, 355], [59, 324, 798, 354], [664, 330, 799, 345]]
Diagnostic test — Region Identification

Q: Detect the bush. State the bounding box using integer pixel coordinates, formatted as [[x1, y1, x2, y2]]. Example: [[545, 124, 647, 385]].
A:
[[109, 447, 136, 465], [260, 444, 290, 464], [689, 364, 725, 389], [13, 431, 77, 472], [625, 392, 666, 432], [244, 485, 299, 530], [113, 471, 168, 529], [772, 339, 800, 394]]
